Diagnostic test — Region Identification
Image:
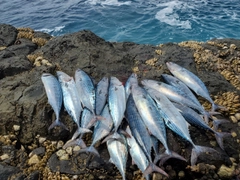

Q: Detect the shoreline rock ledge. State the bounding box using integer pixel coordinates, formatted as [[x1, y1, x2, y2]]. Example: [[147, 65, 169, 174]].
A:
[[0, 23, 240, 180]]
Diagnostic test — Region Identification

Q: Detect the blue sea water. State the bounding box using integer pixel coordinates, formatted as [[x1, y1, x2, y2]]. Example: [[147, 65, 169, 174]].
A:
[[1, 0, 240, 45]]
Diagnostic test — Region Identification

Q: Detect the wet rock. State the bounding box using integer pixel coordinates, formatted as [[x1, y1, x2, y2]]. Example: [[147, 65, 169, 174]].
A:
[[0, 24, 18, 46], [0, 163, 19, 180]]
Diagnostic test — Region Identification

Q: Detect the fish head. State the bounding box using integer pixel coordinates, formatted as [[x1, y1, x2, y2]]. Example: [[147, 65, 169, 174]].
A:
[[56, 71, 72, 83], [166, 61, 179, 72], [41, 73, 54, 82]]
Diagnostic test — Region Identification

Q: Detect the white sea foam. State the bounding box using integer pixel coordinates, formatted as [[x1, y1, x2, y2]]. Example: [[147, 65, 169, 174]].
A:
[[37, 25, 65, 34], [86, 0, 131, 6], [155, 1, 191, 29]]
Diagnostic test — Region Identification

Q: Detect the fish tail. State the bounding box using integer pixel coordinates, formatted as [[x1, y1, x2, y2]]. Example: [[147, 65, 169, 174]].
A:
[[87, 115, 106, 129], [143, 162, 168, 178], [72, 127, 92, 140], [211, 117, 230, 130], [191, 145, 218, 166], [102, 132, 124, 144], [48, 119, 68, 132], [212, 103, 227, 112], [155, 150, 186, 166], [63, 138, 87, 149], [214, 131, 231, 150], [77, 145, 100, 157]]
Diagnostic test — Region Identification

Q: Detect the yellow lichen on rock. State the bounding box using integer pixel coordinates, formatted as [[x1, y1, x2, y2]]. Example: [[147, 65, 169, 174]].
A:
[[145, 58, 157, 66], [217, 164, 236, 179], [32, 37, 48, 47], [178, 41, 203, 51], [17, 31, 34, 40]]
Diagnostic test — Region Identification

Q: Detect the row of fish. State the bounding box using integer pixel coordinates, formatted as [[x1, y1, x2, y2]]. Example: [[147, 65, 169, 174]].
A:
[[41, 62, 229, 180]]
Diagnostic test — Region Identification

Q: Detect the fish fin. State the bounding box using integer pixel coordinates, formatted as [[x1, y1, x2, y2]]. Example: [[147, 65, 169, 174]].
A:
[[87, 115, 106, 129], [48, 120, 68, 132], [72, 127, 92, 140], [214, 132, 231, 150], [143, 162, 168, 178], [212, 103, 227, 112], [119, 129, 131, 138], [211, 117, 230, 130], [156, 150, 186, 166], [191, 145, 218, 166], [63, 138, 87, 149], [77, 145, 100, 157], [101, 132, 124, 144]]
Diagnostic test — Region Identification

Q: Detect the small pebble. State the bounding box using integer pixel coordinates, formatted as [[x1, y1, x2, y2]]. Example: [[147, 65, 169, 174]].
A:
[[210, 141, 217, 147], [178, 171, 185, 178], [57, 140, 64, 149], [66, 147, 73, 155], [13, 125, 20, 131], [235, 113, 240, 121], [231, 131, 237, 138], [72, 175, 78, 180], [56, 149, 66, 157], [59, 153, 69, 161], [28, 154, 40, 165], [230, 116, 238, 123], [73, 146, 81, 152], [39, 137, 46, 144], [0, 154, 10, 160], [217, 164, 235, 178]]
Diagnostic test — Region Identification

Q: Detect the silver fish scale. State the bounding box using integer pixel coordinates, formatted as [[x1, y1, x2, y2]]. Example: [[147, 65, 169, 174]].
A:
[[57, 71, 82, 126], [95, 77, 109, 115], [162, 74, 203, 107], [131, 85, 168, 150], [41, 73, 62, 119], [107, 136, 128, 180], [91, 105, 113, 146], [125, 73, 138, 99], [126, 94, 152, 161], [166, 62, 212, 103], [108, 77, 126, 131], [75, 69, 95, 113], [81, 108, 94, 129]]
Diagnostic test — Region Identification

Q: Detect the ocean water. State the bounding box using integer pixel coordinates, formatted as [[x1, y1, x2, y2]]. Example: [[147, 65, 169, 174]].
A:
[[1, 0, 239, 45]]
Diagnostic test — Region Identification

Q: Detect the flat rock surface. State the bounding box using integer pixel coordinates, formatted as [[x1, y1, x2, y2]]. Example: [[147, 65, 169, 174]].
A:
[[0, 24, 240, 180]]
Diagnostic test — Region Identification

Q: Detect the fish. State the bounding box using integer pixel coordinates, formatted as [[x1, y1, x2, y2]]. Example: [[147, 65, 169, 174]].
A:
[[104, 77, 126, 141], [78, 104, 113, 156], [95, 77, 109, 115], [57, 71, 88, 148], [131, 85, 186, 165], [41, 73, 68, 131], [125, 93, 152, 162], [125, 73, 138, 99], [172, 102, 230, 151], [166, 62, 223, 112], [145, 87, 218, 166], [107, 134, 128, 180], [141, 79, 211, 124], [125, 126, 168, 179], [75, 69, 95, 114]]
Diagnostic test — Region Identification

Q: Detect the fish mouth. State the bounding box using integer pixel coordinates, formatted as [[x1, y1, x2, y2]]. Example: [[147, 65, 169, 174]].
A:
[[41, 73, 52, 77]]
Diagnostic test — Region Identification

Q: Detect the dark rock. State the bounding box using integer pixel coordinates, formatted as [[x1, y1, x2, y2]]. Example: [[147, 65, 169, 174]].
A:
[[0, 56, 32, 79], [30, 147, 46, 157], [0, 24, 18, 46], [0, 163, 19, 180], [7, 38, 37, 56], [33, 31, 52, 40], [28, 171, 40, 180]]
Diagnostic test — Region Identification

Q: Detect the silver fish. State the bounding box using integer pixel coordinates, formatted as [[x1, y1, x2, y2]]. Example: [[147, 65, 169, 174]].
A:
[[75, 69, 95, 114], [131, 85, 185, 164], [126, 126, 168, 179], [125, 93, 152, 162], [141, 79, 210, 123], [161, 74, 203, 108], [95, 77, 109, 115], [173, 102, 230, 151], [79, 104, 113, 156], [57, 71, 88, 147], [125, 73, 138, 99], [166, 61, 222, 111], [105, 77, 126, 141], [107, 135, 128, 180], [146, 87, 218, 166], [41, 73, 67, 131]]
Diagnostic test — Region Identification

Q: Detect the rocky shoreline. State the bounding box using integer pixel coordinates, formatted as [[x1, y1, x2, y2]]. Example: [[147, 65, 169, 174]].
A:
[[0, 24, 240, 180]]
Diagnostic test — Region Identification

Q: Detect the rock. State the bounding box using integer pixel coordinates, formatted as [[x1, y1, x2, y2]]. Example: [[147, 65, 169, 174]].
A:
[[0, 154, 9, 160], [217, 164, 235, 179], [28, 154, 40, 165], [29, 147, 45, 157], [178, 171, 185, 179], [13, 125, 20, 131], [38, 137, 46, 144], [0, 163, 19, 180], [0, 24, 18, 46]]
